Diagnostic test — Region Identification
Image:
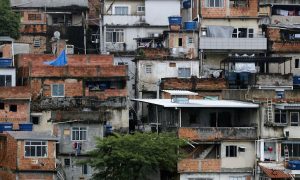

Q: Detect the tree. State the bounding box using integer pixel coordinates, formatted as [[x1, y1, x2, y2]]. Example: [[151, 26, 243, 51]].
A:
[[84, 132, 186, 180], [0, 0, 20, 39]]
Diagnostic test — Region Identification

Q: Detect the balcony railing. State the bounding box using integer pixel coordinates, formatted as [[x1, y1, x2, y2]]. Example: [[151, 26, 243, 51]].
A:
[[179, 127, 257, 141], [199, 37, 267, 50], [104, 15, 145, 26], [178, 159, 221, 173]]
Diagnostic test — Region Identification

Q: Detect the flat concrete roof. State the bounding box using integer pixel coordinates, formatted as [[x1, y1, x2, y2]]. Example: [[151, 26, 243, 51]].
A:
[[162, 90, 198, 96], [132, 99, 259, 108]]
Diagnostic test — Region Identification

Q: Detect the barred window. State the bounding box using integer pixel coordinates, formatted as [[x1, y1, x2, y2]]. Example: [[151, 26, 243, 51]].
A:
[[106, 29, 124, 43]]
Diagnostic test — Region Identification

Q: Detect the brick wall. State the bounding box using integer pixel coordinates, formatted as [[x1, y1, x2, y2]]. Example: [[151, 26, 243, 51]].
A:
[[16, 35, 47, 54], [18, 141, 56, 171], [17, 54, 114, 67], [88, 0, 100, 25], [266, 28, 300, 53], [87, 89, 128, 100], [201, 0, 258, 18], [39, 79, 83, 97], [178, 159, 221, 173], [20, 24, 47, 34], [0, 102, 29, 129], [0, 134, 17, 170], [2, 44, 12, 58], [18, 173, 54, 180], [139, 48, 169, 59], [0, 170, 16, 180]]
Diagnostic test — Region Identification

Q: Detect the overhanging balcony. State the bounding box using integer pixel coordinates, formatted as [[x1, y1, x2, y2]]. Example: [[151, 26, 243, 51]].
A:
[[179, 127, 257, 141], [104, 15, 145, 26], [199, 37, 267, 51]]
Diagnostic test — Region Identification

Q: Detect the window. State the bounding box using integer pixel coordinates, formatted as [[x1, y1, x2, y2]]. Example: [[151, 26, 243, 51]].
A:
[[188, 37, 193, 44], [205, 0, 224, 7], [178, 38, 183, 47], [25, 141, 47, 157], [145, 65, 152, 74], [275, 110, 287, 124], [33, 39, 41, 47], [229, 177, 246, 180], [226, 145, 237, 157], [71, 127, 87, 141], [0, 103, 4, 110], [51, 84, 64, 97], [295, 59, 299, 68], [178, 68, 191, 78], [230, 0, 249, 8], [31, 116, 40, 125], [281, 143, 300, 157], [114, 6, 129, 15], [9, 105, 17, 112], [169, 62, 176, 67], [0, 75, 12, 87], [232, 28, 254, 38], [290, 112, 299, 126], [28, 14, 42, 20], [106, 29, 124, 43], [82, 164, 89, 175], [64, 158, 70, 166], [137, 6, 145, 13]]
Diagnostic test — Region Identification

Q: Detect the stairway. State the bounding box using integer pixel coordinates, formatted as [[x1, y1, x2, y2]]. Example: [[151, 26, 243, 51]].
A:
[[199, 145, 215, 159], [56, 163, 66, 180]]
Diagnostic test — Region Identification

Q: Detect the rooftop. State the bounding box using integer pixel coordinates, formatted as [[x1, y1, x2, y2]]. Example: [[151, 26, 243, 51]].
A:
[[132, 99, 259, 108], [6, 131, 58, 141], [10, 0, 88, 8], [259, 163, 293, 179]]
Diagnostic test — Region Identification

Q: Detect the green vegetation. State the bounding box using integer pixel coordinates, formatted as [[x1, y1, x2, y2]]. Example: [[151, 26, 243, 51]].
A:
[[0, 0, 20, 39], [84, 132, 186, 180]]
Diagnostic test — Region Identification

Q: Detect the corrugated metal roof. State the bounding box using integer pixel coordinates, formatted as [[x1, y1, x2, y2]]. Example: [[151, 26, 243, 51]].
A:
[[10, 0, 88, 8], [132, 99, 259, 108], [276, 103, 300, 110], [162, 90, 198, 96], [6, 131, 58, 141]]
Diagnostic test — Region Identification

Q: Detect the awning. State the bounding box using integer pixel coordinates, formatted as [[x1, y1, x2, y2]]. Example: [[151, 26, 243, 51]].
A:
[[132, 99, 259, 108], [276, 103, 300, 110]]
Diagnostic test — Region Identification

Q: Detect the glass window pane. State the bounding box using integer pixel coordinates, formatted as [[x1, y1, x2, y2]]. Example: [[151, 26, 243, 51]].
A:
[[37, 146, 42, 156], [25, 146, 30, 156], [6, 75, 11, 86], [30, 146, 36, 156], [42, 146, 47, 157], [0, 76, 5, 86]]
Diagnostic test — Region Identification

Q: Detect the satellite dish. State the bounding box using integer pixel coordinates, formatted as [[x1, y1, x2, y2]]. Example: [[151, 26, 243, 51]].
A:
[[54, 31, 60, 39]]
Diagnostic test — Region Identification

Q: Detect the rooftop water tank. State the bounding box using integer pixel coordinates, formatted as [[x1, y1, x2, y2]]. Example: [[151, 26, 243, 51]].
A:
[[288, 160, 300, 170], [19, 123, 33, 131], [183, 0, 191, 8], [184, 21, 197, 30], [168, 16, 182, 25], [0, 122, 13, 133]]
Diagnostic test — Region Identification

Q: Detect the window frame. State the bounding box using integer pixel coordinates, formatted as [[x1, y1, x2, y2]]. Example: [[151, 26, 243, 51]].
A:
[[24, 141, 48, 158], [226, 145, 237, 157], [178, 67, 191, 78], [9, 104, 17, 112], [290, 112, 299, 126], [137, 6, 145, 13], [28, 13, 42, 21], [295, 59, 300, 69], [51, 84, 65, 97], [113, 5, 129, 15], [33, 39, 41, 47], [71, 127, 87, 141], [145, 65, 152, 74], [205, 0, 224, 8], [0, 75, 12, 87], [232, 28, 254, 38], [274, 110, 287, 125], [106, 28, 125, 43]]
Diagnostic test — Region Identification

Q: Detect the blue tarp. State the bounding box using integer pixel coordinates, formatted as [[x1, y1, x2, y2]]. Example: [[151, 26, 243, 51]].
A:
[[44, 50, 67, 66]]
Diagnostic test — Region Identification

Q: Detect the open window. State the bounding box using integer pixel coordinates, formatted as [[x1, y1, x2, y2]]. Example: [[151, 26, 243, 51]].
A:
[[230, 0, 249, 8]]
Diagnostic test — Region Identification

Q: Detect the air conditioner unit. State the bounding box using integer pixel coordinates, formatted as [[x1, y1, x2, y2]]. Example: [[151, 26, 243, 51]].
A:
[[66, 45, 74, 55], [31, 159, 39, 165]]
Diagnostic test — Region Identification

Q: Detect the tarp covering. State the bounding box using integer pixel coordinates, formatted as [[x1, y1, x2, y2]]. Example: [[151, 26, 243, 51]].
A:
[[44, 50, 67, 66], [206, 26, 234, 38], [235, 63, 256, 73]]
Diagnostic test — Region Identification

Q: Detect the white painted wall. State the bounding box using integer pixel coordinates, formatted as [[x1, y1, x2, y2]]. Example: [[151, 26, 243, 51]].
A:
[[137, 60, 200, 91], [0, 68, 16, 86], [105, 27, 168, 52], [145, 0, 181, 26], [221, 141, 255, 169]]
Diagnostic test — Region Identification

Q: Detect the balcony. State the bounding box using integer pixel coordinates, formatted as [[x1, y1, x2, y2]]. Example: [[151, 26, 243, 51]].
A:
[[178, 159, 221, 173], [199, 37, 267, 51], [271, 15, 300, 25], [178, 127, 257, 141], [104, 15, 145, 26]]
